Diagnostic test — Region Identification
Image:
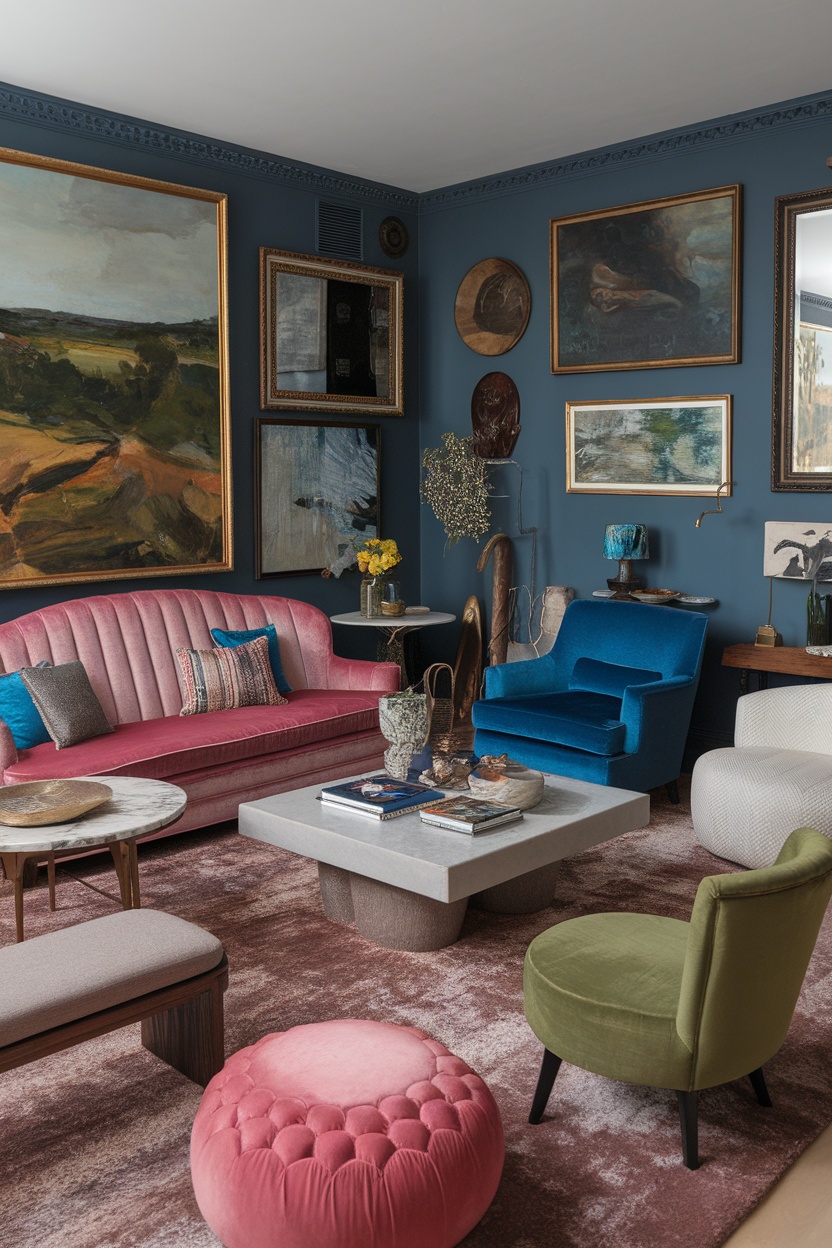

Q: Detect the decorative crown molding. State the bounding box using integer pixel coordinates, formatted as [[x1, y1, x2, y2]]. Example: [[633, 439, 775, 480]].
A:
[[0, 83, 419, 212], [2, 81, 830, 217], [418, 91, 832, 212]]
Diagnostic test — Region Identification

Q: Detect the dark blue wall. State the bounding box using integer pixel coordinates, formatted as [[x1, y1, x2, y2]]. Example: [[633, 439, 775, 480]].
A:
[[417, 93, 832, 747], [2, 82, 832, 746], [0, 83, 421, 665]]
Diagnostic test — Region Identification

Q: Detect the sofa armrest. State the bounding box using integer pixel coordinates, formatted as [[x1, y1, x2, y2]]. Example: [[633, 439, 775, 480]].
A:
[[735, 684, 832, 752], [0, 718, 18, 776], [483, 654, 557, 700], [324, 654, 401, 693], [620, 675, 695, 754]]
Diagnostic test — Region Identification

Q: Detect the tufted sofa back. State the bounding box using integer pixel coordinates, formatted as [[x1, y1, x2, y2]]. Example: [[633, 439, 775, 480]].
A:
[[0, 589, 338, 726]]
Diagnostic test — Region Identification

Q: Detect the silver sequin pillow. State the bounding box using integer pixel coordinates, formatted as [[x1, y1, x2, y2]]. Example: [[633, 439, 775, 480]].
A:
[[20, 661, 114, 749]]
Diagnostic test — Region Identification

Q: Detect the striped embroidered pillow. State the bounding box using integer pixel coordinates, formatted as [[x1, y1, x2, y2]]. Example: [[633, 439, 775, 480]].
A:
[[175, 635, 288, 716]]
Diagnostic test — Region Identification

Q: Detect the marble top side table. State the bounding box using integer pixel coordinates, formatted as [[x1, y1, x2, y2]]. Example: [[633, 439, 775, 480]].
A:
[[330, 611, 455, 685], [0, 775, 186, 941]]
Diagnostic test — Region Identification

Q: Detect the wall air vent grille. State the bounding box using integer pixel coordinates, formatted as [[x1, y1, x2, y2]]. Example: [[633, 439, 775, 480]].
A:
[[317, 201, 363, 259]]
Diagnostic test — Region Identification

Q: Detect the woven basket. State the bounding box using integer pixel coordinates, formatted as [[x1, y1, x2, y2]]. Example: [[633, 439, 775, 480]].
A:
[[423, 662, 471, 756]]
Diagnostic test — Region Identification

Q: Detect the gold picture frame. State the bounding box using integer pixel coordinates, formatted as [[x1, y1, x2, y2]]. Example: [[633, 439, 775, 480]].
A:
[[260, 248, 403, 415], [566, 396, 732, 495], [0, 146, 231, 590], [551, 185, 742, 374]]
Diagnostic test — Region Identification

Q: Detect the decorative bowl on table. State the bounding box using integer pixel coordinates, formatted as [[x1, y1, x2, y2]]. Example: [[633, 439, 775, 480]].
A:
[[0, 779, 113, 827], [630, 589, 680, 604]]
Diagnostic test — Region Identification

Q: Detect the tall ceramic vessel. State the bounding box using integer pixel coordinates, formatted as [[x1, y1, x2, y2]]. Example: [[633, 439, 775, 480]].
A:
[[378, 693, 429, 779]]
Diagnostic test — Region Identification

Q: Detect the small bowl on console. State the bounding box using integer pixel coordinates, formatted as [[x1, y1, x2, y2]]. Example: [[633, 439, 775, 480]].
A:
[[630, 589, 680, 605]]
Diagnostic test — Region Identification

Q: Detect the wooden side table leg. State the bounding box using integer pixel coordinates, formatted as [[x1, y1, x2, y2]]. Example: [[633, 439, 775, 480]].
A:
[[739, 668, 748, 696], [109, 842, 133, 909], [127, 840, 141, 909], [1, 852, 27, 942], [47, 853, 57, 911]]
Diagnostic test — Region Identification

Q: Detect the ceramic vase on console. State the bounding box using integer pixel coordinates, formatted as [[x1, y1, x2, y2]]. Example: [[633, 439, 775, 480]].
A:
[[378, 692, 429, 780]]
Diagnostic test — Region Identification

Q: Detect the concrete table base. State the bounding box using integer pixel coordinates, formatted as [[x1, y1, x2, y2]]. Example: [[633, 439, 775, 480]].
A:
[[319, 862, 469, 950], [242, 774, 649, 953], [470, 861, 561, 914]]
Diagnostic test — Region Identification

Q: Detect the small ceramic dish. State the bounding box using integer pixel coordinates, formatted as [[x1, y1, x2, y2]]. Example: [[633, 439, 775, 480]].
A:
[[592, 589, 615, 598], [677, 595, 717, 605], [631, 589, 680, 604]]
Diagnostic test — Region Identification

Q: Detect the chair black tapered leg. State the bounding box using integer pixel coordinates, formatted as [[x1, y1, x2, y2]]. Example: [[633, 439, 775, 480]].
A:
[[529, 1048, 563, 1124], [676, 1090, 700, 1169], [748, 1067, 772, 1107], [666, 779, 680, 804]]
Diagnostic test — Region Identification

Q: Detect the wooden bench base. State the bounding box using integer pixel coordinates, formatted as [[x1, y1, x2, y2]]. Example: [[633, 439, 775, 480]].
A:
[[0, 954, 228, 1086]]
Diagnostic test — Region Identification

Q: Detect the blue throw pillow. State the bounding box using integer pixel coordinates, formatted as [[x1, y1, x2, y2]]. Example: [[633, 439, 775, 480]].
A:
[[0, 668, 51, 750], [210, 625, 292, 694]]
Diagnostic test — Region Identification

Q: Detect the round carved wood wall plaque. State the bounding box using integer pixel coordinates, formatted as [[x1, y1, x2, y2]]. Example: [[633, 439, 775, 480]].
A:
[[454, 257, 531, 355]]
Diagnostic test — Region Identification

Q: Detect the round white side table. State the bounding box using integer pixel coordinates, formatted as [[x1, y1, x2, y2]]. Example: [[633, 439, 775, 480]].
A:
[[330, 611, 456, 685]]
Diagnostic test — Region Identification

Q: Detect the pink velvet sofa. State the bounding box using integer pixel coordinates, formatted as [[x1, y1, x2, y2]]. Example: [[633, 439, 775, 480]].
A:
[[0, 588, 400, 837]]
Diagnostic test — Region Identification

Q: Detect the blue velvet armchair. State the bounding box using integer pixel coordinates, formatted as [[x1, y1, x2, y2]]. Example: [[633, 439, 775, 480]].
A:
[[472, 599, 707, 796]]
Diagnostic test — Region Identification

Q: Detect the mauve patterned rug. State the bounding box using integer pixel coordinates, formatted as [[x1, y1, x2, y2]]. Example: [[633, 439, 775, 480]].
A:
[[2, 779, 831, 1248]]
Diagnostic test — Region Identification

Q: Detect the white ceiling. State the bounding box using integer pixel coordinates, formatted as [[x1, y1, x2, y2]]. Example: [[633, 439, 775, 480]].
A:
[[1, 0, 830, 193]]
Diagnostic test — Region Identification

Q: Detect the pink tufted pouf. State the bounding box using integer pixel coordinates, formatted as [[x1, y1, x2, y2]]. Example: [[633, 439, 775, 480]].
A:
[[190, 1018, 504, 1248]]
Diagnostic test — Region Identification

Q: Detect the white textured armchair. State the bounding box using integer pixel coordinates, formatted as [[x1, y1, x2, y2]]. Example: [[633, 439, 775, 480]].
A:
[[691, 684, 832, 867]]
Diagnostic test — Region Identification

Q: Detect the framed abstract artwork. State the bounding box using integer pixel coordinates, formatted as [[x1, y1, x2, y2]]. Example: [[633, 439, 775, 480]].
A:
[[763, 521, 832, 581], [0, 146, 231, 590], [260, 248, 403, 415], [255, 419, 380, 577], [565, 396, 732, 495], [551, 185, 741, 373]]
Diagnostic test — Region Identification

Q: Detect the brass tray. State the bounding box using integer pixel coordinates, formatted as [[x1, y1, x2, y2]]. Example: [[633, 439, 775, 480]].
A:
[[0, 779, 113, 827]]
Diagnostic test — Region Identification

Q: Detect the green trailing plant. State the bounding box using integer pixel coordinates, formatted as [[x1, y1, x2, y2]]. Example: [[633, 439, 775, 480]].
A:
[[420, 432, 491, 545]]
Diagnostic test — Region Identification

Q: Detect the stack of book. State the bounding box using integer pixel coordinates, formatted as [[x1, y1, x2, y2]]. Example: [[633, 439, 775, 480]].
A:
[[419, 795, 524, 834], [319, 775, 445, 820]]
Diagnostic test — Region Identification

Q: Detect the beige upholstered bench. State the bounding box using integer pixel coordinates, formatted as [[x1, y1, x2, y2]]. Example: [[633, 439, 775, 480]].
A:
[[0, 908, 228, 1086]]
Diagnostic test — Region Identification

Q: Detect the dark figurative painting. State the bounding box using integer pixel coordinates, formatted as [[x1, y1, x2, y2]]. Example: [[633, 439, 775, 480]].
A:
[[551, 185, 741, 373], [0, 148, 230, 590], [256, 419, 380, 576]]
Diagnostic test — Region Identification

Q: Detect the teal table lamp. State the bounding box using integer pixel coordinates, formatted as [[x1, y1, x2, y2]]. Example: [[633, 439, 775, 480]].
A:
[[604, 524, 649, 599]]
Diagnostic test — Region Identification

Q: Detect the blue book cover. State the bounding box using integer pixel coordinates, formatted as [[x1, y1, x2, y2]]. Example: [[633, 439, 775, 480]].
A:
[[320, 775, 444, 815]]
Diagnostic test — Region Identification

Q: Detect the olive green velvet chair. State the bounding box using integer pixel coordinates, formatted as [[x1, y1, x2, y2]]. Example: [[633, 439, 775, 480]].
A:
[[523, 826, 832, 1169]]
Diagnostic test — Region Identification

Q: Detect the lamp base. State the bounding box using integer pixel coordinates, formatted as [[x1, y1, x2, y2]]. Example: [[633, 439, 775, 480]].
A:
[[754, 624, 783, 647], [606, 576, 645, 601]]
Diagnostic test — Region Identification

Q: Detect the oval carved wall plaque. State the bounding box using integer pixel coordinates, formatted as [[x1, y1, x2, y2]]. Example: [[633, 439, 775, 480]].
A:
[[471, 371, 521, 459]]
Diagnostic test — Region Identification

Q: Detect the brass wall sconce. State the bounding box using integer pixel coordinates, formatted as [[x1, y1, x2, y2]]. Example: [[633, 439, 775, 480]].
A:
[[694, 481, 735, 527]]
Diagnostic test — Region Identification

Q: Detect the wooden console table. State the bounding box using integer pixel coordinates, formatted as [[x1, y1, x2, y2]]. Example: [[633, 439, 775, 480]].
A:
[[722, 644, 832, 694]]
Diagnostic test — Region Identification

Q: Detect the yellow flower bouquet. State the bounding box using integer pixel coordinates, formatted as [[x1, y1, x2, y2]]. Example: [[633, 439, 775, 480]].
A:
[[355, 537, 402, 577]]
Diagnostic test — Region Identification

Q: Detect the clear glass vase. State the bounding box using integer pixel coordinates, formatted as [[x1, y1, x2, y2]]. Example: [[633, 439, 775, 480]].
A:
[[360, 575, 386, 617], [807, 586, 831, 646]]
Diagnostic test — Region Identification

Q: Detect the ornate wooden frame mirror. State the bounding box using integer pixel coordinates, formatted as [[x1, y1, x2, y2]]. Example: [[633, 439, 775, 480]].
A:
[[773, 186, 832, 490], [260, 248, 403, 415]]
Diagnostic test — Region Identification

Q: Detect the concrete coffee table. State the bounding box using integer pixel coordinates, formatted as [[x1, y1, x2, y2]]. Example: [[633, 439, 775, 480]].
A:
[[239, 775, 649, 951]]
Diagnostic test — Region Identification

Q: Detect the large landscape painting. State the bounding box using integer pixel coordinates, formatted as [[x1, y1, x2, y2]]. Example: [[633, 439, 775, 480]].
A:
[[0, 148, 230, 590]]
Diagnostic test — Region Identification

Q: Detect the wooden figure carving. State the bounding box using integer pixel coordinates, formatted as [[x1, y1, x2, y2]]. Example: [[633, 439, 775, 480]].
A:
[[477, 533, 514, 665]]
